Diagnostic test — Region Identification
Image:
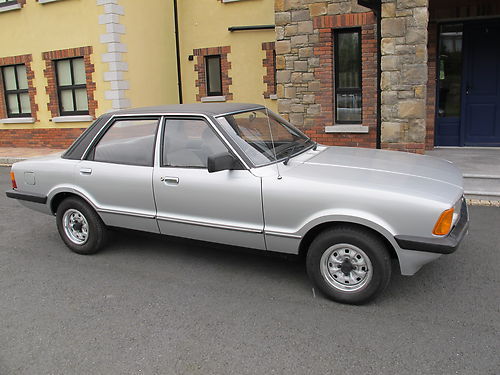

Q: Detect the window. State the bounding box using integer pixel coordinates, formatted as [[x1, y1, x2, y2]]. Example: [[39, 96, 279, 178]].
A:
[[205, 55, 222, 96], [1, 64, 30, 118], [55, 57, 88, 116], [162, 118, 228, 168], [334, 29, 362, 124], [0, 0, 17, 7], [438, 23, 463, 118], [92, 118, 160, 167]]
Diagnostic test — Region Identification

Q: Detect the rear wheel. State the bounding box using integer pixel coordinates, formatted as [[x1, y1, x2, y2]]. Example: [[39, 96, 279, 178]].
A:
[[56, 197, 108, 255], [306, 226, 391, 304]]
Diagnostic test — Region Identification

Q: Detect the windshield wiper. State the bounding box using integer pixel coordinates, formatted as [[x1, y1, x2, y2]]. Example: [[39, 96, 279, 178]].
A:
[[283, 143, 300, 165]]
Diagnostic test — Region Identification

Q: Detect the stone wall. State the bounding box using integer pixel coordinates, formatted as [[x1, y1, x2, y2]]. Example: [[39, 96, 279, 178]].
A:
[[274, 0, 379, 149], [379, 0, 429, 153]]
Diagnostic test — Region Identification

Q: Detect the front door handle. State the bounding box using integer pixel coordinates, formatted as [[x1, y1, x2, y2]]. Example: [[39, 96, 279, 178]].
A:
[[161, 176, 179, 185], [80, 168, 92, 175]]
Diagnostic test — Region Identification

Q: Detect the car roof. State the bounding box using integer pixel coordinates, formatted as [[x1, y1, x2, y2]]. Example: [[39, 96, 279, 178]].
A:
[[63, 103, 267, 160], [111, 103, 266, 116]]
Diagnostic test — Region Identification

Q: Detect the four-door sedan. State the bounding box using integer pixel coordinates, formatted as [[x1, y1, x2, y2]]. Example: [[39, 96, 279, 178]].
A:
[[6, 103, 469, 304]]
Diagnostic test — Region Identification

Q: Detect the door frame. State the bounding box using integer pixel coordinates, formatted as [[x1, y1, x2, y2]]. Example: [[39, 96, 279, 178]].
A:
[[435, 17, 500, 147]]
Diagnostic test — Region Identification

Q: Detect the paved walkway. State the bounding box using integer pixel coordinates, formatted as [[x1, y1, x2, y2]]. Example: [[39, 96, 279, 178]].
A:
[[0, 147, 65, 165], [426, 147, 500, 176]]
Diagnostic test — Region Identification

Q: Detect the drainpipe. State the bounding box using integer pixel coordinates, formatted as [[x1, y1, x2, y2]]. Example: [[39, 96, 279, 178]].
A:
[[375, 2, 382, 149], [358, 0, 382, 149], [173, 0, 183, 104]]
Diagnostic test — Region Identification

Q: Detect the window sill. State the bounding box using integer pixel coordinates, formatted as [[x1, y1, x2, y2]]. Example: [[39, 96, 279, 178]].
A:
[[51, 115, 93, 123], [38, 0, 66, 3], [269, 94, 278, 100], [0, 117, 35, 124], [0, 3, 21, 12], [325, 125, 369, 133], [201, 96, 226, 103]]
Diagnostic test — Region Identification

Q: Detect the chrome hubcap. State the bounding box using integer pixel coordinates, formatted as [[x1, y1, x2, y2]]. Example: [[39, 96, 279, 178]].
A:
[[63, 209, 89, 245], [320, 243, 373, 292]]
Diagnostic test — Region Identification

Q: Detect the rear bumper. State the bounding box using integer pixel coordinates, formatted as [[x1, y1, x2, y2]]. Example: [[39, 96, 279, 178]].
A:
[[5, 189, 47, 204], [394, 201, 469, 255]]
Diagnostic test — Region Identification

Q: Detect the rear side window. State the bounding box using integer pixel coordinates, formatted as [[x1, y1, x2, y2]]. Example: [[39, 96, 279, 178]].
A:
[[92, 118, 159, 166]]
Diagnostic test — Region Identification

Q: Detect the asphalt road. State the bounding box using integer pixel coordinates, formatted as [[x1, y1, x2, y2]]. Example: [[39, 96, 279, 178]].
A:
[[0, 166, 499, 375]]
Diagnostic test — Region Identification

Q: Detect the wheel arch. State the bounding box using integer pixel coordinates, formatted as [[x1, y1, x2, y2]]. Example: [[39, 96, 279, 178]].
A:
[[49, 190, 97, 216], [298, 221, 399, 263]]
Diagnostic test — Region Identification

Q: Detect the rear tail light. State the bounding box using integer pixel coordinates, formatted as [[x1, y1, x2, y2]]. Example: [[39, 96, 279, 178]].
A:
[[10, 171, 17, 189], [433, 208, 454, 236]]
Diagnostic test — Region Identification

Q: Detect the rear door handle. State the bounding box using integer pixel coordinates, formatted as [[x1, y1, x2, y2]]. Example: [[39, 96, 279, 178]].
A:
[[80, 168, 92, 175], [161, 176, 179, 184]]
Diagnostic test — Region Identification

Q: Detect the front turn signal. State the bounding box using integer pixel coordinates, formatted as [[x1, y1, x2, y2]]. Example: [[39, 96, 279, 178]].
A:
[[10, 171, 17, 189], [433, 208, 454, 235]]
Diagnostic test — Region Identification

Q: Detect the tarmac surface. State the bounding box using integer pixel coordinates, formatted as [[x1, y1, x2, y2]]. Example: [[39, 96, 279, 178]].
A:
[[0, 166, 499, 374]]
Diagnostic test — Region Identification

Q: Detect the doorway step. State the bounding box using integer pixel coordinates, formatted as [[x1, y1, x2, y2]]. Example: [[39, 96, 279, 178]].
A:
[[426, 147, 500, 201]]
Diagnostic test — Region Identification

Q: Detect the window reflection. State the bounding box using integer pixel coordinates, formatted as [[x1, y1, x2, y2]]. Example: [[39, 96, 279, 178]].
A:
[[438, 24, 463, 118]]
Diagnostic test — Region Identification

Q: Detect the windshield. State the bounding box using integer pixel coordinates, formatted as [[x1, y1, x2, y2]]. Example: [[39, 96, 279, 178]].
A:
[[216, 109, 314, 167]]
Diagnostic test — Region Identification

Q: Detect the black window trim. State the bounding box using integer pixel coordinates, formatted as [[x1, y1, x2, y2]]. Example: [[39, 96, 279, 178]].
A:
[[0, 0, 18, 8], [334, 27, 362, 124], [85, 115, 161, 167], [1, 63, 31, 118], [204, 55, 223, 97], [160, 115, 231, 169], [55, 57, 89, 117]]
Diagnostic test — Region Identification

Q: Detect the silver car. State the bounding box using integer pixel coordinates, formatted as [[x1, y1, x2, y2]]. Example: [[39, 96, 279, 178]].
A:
[[6, 103, 469, 304]]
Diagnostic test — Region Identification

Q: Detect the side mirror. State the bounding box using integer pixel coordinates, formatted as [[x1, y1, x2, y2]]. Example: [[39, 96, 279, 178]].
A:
[[207, 152, 241, 173]]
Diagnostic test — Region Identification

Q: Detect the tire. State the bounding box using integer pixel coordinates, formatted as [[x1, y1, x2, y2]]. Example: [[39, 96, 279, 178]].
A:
[[56, 197, 108, 255], [306, 226, 391, 305]]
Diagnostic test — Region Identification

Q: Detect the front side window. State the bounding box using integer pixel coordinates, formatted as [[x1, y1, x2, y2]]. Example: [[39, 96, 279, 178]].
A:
[[92, 118, 160, 167], [205, 55, 222, 96], [217, 109, 313, 167], [334, 29, 362, 123], [1, 64, 30, 118], [55, 57, 88, 116], [162, 118, 228, 168]]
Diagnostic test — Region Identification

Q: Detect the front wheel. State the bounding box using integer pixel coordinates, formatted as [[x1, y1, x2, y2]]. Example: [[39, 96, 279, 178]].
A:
[[56, 197, 108, 255], [306, 226, 392, 304]]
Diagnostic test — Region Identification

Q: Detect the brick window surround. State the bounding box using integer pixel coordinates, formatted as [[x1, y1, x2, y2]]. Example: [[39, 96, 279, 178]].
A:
[[0, 54, 38, 120], [304, 12, 377, 148], [193, 46, 233, 101], [262, 42, 276, 99], [42, 46, 97, 118]]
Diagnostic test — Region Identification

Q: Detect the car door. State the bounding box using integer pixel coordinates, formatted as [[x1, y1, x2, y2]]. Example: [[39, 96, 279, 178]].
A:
[[76, 116, 160, 233], [153, 117, 265, 249]]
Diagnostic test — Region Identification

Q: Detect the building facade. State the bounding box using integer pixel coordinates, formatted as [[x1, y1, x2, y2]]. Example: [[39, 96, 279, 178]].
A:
[[0, 0, 276, 148], [1, 0, 499, 152], [275, 0, 500, 152]]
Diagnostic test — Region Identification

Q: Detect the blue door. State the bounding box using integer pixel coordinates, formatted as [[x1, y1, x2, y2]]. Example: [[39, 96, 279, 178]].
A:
[[461, 21, 500, 146], [435, 20, 500, 146]]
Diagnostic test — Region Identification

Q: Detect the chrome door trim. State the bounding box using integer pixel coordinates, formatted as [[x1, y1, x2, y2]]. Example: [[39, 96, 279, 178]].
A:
[[265, 231, 302, 239], [97, 208, 156, 219], [156, 215, 263, 234]]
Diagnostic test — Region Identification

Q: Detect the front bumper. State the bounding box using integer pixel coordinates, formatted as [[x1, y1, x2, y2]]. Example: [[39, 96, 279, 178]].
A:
[[394, 200, 469, 255]]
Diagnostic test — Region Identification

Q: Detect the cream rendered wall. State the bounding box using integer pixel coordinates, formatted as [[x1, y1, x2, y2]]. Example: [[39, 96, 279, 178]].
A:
[[0, 0, 106, 130], [178, 0, 277, 111], [119, 0, 179, 107]]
